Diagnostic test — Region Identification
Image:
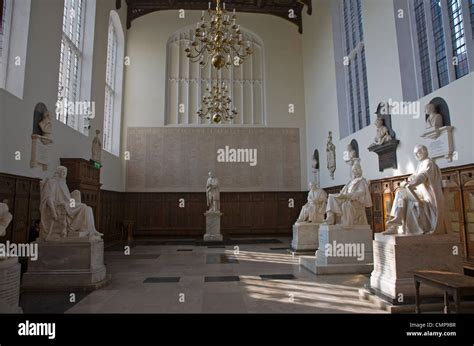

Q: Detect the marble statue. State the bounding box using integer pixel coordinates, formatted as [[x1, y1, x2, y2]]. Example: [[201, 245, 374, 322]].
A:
[[206, 172, 220, 212], [344, 142, 358, 167], [0, 202, 12, 238], [311, 150, 319, 173], [297, 182, 327, 223], [369, 117, 393, 147], [326, 131, 336, 180], [38, 111, 53, 139], [384, 145, 448, 235], [39, 166, 103, 241], [91, 129, 102, 163], [425, 103, 443, 130], [324, 160, 372, 228]]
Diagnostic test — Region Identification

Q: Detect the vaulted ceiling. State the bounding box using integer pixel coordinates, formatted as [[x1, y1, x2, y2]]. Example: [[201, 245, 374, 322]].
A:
[[120, 0, 312, 33]]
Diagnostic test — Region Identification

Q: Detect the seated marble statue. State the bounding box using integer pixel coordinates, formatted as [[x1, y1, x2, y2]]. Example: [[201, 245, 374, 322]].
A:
[[39, 166, 102, 241], [369, 118, 392, 147], [324, 161, 372, 228], [297, 182, 327, 223], [425, 103, 443, 130], [0, 202, 13, 237], [384, 145, 448, 236]]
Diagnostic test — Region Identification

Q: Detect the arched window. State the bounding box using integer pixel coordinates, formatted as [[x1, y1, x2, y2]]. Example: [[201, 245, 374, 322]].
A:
[[56, 0, 96, 135], [395, 0, 473, 101], [165, 25, 265, 125], [333, 0, 371, 138], [103, 11, 125, 156], [0, 0, 31, 98]]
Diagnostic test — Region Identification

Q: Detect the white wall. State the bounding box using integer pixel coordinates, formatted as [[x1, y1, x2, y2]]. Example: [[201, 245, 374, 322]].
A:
[[122, 10, 308, 190], [302, 0, 474, 189], [0, 0, 127, 191]]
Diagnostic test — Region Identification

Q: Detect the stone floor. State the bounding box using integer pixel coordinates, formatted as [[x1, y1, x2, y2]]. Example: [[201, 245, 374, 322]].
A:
[[22, 237, 387, 314]]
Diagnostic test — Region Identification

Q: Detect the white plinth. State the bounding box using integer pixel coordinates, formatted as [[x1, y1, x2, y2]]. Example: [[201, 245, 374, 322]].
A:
[[203, 211, 223, 242], [421, 126, 454, 162], [369, 233, 463, 299], [291, 222, 321, 253], [0, 258, 22, 313], [22, 239, 107, 290], [30, 134, 53, 171], [300, 224, 373, 275]]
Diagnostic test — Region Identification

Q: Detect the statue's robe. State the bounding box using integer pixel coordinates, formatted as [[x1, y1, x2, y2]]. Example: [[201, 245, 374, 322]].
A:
[[40, 177, 99, 240], [206, 177, 220, 211], [387, 158, 448, 235], [326, 177, 372, 227], [297, 189, 327, 223]]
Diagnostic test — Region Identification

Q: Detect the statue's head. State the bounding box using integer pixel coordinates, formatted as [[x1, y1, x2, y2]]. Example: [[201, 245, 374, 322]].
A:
[[351, 161, 363, 178], [96, 129, 101, 136], [414, 145, 429, 161], [54, 166, 68, 179], [425, 103, 436, 115], [208, 171, 213, 178], [309, 182, 317, 190], [0, 202, 9, 216], [374, 117, 384, 128]]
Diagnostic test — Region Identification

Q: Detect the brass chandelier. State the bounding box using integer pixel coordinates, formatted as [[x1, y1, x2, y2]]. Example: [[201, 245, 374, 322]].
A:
[[197, 81, 237, 124], [185, 0, 253, 70]]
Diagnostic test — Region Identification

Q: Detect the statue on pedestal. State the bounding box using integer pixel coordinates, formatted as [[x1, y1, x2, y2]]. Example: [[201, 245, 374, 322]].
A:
[[91, 129, 102, 164], [297, 182, 327, 224], [384, 145, 448, 235], [324, 160, 372, 228], [206, 172, 220, 212], [38, 111, 53, 140], [39, 166, 103, 241], [326, 131, 336, 180], [369, 117, 393, 147], [0, 201, 12, 238]]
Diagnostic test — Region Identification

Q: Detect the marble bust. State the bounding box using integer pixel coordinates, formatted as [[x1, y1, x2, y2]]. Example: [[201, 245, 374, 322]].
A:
[[91, 129, 102, 163], [384, 145, 448, 235], [39, 166, 103, 241], [326, 131, 336, 179], [425, 103, 443, 130], [206, 172, 220, 212], [324, 160, 372, 228], [369, 117, 392, 147], [0, 201, 13, 238], [297, 182, 327, 224], [39, 111, 53, 139]]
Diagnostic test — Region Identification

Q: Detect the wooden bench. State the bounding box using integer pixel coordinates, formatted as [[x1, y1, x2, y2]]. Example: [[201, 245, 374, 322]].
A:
[[414, 270, 474, 314]]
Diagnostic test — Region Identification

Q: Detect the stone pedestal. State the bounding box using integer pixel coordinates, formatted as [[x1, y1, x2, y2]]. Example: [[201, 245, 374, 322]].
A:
[[0, 258, 22, 313], [22, 239, 107, 290], [369, 233, 463, 299], [30, 134, 53, 171], [203, 211, 223, 242], [291, 222, 321, 253], [300, 224, 373, 275], [421, 126, 454, 162]]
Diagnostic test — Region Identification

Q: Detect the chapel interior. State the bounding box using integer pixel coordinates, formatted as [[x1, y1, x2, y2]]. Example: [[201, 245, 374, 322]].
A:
[[0, 0, 474, 314]]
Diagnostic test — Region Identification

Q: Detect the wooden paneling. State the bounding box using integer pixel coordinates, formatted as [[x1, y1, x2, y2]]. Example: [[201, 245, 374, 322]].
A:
[[0, 173, 40, 244]]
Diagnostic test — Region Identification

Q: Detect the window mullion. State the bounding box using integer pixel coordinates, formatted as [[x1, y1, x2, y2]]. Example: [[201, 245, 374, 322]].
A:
[[461, 0, 474, 72], [424, 0, 440, 90], [441, 0, 456, 83]]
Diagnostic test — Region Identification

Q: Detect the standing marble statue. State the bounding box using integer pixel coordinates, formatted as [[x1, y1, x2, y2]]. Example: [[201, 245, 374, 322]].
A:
[[324, 160, 372, 228], [384, 145, 448, 235], [39, 166, 103, 241], [326, 131, 336, 180], [297, 182, 327, 223], [425, 103, 443, 130], [0, 202, 12, 238], [206, 172, 220, 212], [91, 129, 102, 163]]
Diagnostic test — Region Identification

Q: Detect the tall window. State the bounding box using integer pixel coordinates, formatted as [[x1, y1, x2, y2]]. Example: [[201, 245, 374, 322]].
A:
[[397, 0, 473, 100], [337, 0, 370, 135], [165, 25, 265, 125], [56, 0, 96, 135], [103, 11, 124, 155], [0, 0, 11, 88]]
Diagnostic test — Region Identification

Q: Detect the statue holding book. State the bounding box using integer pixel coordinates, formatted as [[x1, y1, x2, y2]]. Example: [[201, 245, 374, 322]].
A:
[[384, 145, 448, 235]]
